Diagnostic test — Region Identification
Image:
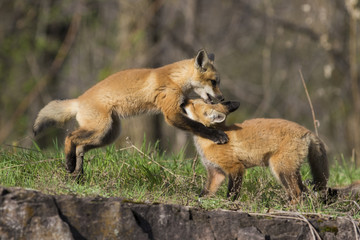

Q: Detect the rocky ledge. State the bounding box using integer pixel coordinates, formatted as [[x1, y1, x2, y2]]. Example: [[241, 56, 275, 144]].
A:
[[0, 186, 359, 239]]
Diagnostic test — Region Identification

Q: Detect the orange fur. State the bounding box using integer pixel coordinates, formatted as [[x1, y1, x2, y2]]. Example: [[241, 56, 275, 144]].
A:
[[33, 50, 227, 178], [183, 99, 329, 202]]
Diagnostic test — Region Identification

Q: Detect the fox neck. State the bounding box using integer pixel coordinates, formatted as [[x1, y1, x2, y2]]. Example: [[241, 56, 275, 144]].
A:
[[167, 59, 195, 93]]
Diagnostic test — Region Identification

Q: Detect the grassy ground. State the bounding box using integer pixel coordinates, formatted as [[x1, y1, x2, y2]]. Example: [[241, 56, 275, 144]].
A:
[[1, 140, 360, 219]]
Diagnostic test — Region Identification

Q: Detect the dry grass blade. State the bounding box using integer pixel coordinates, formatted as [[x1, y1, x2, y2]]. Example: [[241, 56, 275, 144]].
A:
[[2, 143, 41, 152], [327, 199, 360, 214], [344, 200, 360, 213], [0, 158, 62, 171], [298, 69, 319, 136], [296, 213, 322, 240], [347, 215, 360, 240], [191, 153, 198, 183]]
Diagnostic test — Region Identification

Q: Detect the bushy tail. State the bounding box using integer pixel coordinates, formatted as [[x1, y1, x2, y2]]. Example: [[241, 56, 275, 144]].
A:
[[308, 133, 329, 190], [328, 180, 360, 200], [33, 99, 78, 136]]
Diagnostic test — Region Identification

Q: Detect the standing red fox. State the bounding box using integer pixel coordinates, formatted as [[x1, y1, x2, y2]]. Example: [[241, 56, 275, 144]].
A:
[[182, 99, 329, 202], [33, 49, 227, 178]]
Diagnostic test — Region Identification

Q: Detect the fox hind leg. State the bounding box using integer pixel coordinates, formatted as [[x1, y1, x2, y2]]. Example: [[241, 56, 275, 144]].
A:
[[64, 129, 95, 179], [64, 136, 76, 173], [65, 111, 121, 179], [269, 157, 306, 203], [275, 170, 305, 203], [74, 145, 85, 179], [226, 164, 245, 201], [227, 175, 243, 201]]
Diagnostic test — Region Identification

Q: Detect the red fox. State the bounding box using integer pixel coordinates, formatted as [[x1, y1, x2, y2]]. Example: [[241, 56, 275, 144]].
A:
[[33, 49, 227, 178], [182, 99, 329, 202]]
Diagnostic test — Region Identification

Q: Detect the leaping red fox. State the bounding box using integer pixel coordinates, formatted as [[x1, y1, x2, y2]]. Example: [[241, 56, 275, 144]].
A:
[[33, 49, 227, 178], [182, 99, 329, 202]]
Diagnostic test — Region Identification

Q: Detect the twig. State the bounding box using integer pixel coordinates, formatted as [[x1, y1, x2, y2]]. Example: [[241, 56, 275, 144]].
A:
[[299, 69, 319, 136], [297, 213, 321, 240], [116, 146, 135, 152], [328, 199, 360, 213], [346, 200, 360, 213], [125, 137, 177, 177], [237, 0, 349, 73], [249, 211, 321, 240], [347, 215, 360, 240]]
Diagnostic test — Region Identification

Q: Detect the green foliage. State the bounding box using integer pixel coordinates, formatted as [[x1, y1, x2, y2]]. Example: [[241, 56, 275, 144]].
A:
[[329, 154, 360, 186], [0, 141, 359, 219]]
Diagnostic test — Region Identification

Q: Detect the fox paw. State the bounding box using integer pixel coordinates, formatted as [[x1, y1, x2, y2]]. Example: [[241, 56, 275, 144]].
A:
[[212, 130, 228, 144]]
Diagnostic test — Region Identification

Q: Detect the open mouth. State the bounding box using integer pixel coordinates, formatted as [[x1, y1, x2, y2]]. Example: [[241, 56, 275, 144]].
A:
[[205, 93, 214, 104]]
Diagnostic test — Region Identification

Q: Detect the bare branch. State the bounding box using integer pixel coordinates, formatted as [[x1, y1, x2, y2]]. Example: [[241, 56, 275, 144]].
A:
[[237, 0, 349, 72], [0, 10, 82, 144]]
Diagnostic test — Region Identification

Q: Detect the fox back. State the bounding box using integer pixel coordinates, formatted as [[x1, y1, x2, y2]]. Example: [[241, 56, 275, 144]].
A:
[[183, 99, 329, 202]]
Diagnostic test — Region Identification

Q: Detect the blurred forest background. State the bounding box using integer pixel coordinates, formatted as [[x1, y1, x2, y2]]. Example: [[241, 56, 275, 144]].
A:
[[1, 0, 360, 166]]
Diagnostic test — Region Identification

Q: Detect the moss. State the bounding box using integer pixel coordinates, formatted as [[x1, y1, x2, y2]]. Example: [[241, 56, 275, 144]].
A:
[[320, 225, 338, 234]]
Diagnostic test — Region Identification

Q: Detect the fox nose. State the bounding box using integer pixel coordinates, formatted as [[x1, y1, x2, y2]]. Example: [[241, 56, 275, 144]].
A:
[[217, 95, 225, 102]]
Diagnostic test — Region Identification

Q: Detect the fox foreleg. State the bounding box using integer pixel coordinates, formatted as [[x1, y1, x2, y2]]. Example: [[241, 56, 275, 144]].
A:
[[166, 112, 229, 144], [200, 165, 226, 197]]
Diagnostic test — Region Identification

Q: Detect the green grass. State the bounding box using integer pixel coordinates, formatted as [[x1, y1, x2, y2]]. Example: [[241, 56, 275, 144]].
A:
[[1, 141, 360, 219]]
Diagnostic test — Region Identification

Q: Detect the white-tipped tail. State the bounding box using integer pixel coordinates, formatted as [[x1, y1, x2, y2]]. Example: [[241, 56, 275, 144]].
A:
[[33, 99, 78, 136]]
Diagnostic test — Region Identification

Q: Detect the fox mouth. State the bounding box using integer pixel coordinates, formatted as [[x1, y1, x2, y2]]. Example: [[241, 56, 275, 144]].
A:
[[205, 94, 214, 104], [205, 93, 224, 104]]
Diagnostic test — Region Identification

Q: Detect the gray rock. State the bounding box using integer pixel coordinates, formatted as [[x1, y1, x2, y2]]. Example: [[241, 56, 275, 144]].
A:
[[0, 186, 358, 239], [237, 226, 264, 240]]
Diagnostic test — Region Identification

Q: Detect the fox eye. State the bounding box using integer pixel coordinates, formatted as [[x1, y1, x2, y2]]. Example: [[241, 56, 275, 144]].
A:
[[210, 80, 216, 87]]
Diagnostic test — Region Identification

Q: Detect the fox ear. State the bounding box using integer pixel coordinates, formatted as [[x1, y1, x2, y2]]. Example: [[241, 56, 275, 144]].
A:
[[195, 49, 210, 71], [209, 110, 226, 123], [208, 53, 215, 63]]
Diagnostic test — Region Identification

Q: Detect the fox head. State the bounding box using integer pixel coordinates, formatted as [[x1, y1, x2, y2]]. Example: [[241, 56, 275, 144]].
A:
[[191, 49, 224, 104], [182, 99, 240, 127]]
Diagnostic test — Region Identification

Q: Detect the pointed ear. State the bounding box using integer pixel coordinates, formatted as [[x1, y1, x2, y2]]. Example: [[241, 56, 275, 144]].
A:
[[209, 110, 226, 123], [208, 53, 215, 63], [222, 101, 240, 113], [195, 49, 210, 71]]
